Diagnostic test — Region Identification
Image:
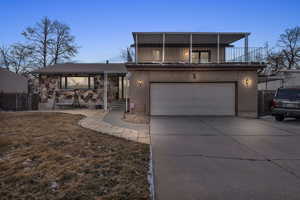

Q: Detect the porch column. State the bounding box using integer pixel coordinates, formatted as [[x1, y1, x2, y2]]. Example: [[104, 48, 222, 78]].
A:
[[121, 76, 124, 99], [244, 34, 249, 62], [117, 76, 120, 99], [135, 34, 138, 64], [162, 33, 165, 63], [217, 33, 220, 63], [189, 33, 193, 63], [125, 76, 129, 112], [104, 72, 108, 111]]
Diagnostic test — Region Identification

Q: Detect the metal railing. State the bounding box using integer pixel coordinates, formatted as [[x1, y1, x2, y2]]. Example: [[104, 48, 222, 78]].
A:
[[128, 46, 267, 64], [225, 47, 267, 63]]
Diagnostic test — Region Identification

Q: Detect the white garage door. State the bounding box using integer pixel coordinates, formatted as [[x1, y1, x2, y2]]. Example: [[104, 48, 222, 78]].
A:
[[150, 83, 236, 116]]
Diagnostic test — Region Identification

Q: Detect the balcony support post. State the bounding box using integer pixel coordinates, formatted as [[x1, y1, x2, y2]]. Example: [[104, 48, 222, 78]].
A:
[[162, 33, 165, 63], [217, 33, 220, 63], [189, 33, 193, 63], [244, 34, 249, 63], [135, 34, 138, 64]]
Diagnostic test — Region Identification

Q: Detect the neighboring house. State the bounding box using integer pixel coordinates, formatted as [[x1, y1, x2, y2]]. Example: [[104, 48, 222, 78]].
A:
[[0, 68, 28, 93], [258, 76, 283, 91], [0, 68, 28, 110], [127, 32, 266, 117], [32, 63, 127, 110], [258, 70, 300, 90]]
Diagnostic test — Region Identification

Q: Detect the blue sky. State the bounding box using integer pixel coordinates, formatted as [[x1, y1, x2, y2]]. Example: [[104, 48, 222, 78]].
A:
[[0, 0, 299, 62]]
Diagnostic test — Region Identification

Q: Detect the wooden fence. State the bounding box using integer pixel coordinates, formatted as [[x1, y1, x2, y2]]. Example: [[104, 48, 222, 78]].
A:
[[0, 93, 39, 111]]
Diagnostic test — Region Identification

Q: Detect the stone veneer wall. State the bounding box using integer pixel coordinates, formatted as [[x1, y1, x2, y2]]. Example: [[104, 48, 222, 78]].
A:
[[38, 75, 119, 110]]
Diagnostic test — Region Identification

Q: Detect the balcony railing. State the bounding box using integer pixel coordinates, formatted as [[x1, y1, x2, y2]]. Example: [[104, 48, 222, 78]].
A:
[[128, 47, 267, 64], [225, 47, 267, 63]]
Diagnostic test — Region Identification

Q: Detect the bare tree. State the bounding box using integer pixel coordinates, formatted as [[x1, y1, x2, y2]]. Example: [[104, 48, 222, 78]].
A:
[[267, 51, 285, 72], [22, 17, 54, 68], [278, 26, 300, 69], [0, 45, 11, 70], [0, 43, 33, 74], [22, 17, 78, 68], [120, 47, 134, 62], [265, 42, 285, 74], [51, 21, 78, 64], [9, 43, 33, 74]]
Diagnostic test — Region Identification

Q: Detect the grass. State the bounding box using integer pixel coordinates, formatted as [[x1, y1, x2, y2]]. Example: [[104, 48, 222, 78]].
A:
[[0, 112, 150, 200]]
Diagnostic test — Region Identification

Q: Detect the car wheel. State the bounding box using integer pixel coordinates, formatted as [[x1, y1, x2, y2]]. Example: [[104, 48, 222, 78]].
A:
[[275, 115, 284, 121]]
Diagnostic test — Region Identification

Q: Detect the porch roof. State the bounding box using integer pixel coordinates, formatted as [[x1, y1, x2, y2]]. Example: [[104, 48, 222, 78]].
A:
[[132, 32, 250, 46], [32, 63, 127, 75]]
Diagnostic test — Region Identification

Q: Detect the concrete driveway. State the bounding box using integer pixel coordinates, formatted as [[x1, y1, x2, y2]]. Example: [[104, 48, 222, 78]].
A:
[[150, 117, 300, 200]]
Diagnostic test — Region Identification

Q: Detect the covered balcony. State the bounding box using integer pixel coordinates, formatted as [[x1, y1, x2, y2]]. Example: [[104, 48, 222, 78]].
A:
[[130, 32, 266, 64]]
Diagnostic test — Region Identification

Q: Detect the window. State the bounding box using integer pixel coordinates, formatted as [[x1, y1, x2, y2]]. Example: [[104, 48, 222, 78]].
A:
[[192, 50, 211, 63], [60, 76, 94, 89], [276, 89, 300, 100], [153, 49, 161, 61], [192, 52, 199, 63], [183, 48, 190, 62], [200, 51, 210, 63]]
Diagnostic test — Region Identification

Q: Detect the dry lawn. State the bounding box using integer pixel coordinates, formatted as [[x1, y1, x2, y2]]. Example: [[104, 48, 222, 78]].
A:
[[0, 112, 150, 200]]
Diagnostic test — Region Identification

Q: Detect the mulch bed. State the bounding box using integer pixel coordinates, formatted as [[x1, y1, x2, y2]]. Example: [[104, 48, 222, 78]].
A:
[[0, 112, 150, 200]]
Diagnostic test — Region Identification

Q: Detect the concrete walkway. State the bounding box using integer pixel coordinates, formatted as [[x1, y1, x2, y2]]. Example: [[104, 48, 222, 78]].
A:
[[51, 109, 150, 144], [104, 110, 148, 131]]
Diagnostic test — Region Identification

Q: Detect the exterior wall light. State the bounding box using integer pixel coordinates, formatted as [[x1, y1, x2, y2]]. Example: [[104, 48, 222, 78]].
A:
[[137, 80, 144, 88], [243, 77, 252, 88]]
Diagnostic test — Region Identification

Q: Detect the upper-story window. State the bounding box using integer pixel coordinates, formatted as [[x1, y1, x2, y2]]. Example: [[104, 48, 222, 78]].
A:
[[192, 50, 210, 63], [152, 49, 161, 61]]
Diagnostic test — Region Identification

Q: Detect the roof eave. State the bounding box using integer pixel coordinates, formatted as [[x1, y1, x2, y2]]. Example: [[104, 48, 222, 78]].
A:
[[132, 32, 251, 35], [126, 63, 265, 70]]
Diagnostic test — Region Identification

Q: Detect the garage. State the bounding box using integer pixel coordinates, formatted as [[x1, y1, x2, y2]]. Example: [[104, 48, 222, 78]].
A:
[[150, 83, 236, 116]]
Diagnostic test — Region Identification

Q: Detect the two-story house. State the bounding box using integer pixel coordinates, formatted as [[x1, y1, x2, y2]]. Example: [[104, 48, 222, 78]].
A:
[[32, 32, 265, 117], [126, 32, 266, 117]]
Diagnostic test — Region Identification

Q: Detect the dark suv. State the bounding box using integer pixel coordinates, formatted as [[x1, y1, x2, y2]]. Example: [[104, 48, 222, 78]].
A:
[[271, 87, 300, 121]]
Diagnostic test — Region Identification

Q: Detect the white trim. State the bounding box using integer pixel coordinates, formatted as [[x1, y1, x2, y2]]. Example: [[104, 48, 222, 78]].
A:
[[162, 33, 165, 63], [244, 34, 249, 62]]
